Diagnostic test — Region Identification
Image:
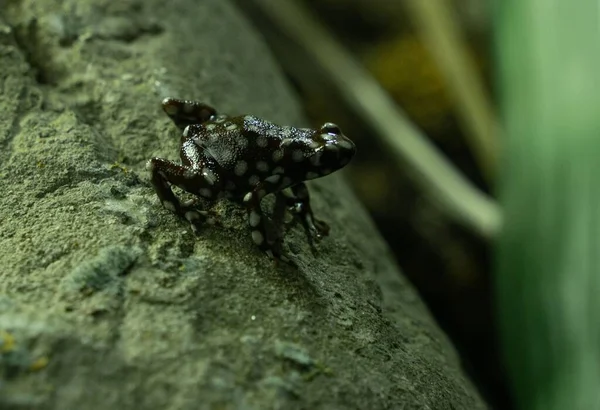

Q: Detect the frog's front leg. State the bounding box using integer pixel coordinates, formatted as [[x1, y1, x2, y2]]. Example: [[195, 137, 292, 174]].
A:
[[146, 157, 216, 232], [242, 183, 288, 261], [284, 183, 330, 243], [161, 98, 217, 130]]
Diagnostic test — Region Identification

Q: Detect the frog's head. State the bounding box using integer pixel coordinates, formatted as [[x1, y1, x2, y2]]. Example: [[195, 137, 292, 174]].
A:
[[305, 123, 356, 178]]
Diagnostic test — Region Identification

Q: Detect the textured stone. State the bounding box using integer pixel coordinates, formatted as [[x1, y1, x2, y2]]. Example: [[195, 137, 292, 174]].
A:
[[0, 1, 487, 409]]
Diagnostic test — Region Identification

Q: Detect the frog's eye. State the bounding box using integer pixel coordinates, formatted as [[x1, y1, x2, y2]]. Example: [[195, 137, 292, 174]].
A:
[[320, 122, 342, 136]]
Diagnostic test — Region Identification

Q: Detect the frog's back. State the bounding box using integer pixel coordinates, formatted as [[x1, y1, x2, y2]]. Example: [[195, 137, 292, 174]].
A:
[[192, 115, 312, 170]]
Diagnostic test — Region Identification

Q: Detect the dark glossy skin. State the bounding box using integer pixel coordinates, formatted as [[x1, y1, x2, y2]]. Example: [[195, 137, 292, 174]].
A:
[[147, 98, 356, 261]]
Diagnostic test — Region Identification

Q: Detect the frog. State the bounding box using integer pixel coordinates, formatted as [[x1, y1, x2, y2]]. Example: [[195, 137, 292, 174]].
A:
[[146, 98, 356, 261]]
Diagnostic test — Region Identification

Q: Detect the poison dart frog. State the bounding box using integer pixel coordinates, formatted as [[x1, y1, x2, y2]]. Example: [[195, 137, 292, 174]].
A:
[[147, 98, 356, 261]]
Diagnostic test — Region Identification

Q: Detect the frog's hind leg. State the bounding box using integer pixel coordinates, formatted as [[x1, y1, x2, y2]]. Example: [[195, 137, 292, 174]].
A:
[[161, 97, 217, 129], [146, 157, 219, 232]]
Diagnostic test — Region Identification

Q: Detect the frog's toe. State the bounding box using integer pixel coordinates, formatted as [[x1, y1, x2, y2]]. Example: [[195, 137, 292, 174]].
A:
[[181, 206, 217, 233], [312, 219, 330, 239], [265, 248, 296, 267], [257, 229, 295, 266], [183, 209, 204, 232]]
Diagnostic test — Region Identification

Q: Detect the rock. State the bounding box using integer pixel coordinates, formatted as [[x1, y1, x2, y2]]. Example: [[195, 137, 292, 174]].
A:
[[0, 0, 488, 409]]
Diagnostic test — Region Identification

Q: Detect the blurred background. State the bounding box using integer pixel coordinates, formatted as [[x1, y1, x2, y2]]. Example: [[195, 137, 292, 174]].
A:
[[235, 0, 508, 408]]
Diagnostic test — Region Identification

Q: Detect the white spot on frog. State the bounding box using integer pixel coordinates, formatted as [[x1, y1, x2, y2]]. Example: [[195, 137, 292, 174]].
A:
[[252, 230, 264, 245], [272, 149, 283, 162], [256, 161, 269, 172], [256, 135, 268, 147], [163, 201, 176, 212], [249, 211, 261, 227], [265, 174, 281, 184], [234, 160, 248, 176]]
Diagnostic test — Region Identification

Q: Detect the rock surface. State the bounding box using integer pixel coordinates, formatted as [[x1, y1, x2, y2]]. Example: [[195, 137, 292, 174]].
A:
[[0, 0, 487, 409]]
